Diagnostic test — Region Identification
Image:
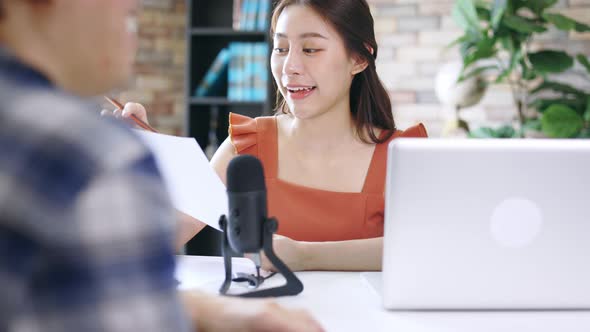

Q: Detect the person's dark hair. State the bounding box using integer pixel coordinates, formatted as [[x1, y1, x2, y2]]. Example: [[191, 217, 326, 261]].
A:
[[0, 1, 4, 21], [271, 0, 396, 144]]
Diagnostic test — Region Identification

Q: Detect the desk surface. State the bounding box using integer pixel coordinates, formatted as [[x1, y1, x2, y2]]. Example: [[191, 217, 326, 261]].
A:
[[175, 255, 590, 332]]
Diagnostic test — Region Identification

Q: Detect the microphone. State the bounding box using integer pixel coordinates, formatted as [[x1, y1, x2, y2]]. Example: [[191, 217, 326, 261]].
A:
[[218, 155, 303, 297], [226, 155, 265, 255]]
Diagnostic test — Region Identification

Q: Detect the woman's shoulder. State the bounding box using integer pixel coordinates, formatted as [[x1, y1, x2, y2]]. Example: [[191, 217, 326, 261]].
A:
[[374, 123, 428, 146], [228, 112, 277, 154], [397, 123, 428, 138]]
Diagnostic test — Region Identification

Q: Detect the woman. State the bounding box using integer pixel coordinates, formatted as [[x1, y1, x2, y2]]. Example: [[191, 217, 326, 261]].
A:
[[117, 0, 427, 271]]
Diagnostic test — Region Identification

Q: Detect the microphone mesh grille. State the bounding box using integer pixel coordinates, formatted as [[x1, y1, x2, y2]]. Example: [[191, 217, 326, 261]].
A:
[[226, 155, 266, 192]]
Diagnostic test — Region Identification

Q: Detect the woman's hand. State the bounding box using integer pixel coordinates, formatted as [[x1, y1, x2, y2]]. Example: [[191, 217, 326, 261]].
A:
[[251, 235, 307, 272], [101, 102, 150, 127]]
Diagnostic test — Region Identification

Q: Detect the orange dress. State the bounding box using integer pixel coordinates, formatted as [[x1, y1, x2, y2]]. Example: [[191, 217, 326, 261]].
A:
[[229, 113, 428, 242]]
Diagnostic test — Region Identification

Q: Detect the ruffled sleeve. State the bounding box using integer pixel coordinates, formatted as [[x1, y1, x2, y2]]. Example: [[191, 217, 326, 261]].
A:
[[399, 123, 428, 138], [229, 112, 259, 155]]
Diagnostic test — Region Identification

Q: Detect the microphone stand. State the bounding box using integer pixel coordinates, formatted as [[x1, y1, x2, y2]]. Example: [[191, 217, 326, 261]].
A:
[[218, 215, 304, 297]]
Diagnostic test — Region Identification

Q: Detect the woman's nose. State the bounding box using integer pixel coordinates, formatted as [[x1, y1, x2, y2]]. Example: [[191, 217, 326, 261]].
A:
[[283, 50, 303, 76]]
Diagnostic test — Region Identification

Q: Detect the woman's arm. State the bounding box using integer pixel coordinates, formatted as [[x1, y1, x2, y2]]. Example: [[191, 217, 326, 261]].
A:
[[262, 236, 383, 271], [174, 211, 207, 251], [299, 237, 383, 271]]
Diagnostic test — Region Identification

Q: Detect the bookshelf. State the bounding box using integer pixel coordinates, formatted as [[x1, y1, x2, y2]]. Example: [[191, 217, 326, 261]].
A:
[[185, 0, 275, 256]]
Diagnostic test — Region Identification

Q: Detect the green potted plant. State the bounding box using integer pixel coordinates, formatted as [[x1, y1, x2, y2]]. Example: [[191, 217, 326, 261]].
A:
[[451, 0, 590, 138]]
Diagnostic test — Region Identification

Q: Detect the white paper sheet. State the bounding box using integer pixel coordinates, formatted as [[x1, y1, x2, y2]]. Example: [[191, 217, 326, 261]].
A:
[[135, 130, 227, 230]]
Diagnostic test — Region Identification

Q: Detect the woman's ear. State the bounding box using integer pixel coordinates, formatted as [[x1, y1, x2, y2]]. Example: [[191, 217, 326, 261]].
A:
[[351, 55, 369, 75]]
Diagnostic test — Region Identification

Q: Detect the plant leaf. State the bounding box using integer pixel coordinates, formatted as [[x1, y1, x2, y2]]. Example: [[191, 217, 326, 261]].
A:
[[445, 34, 471, 51], [584, 96, 590, 123], [577, 128, 590, 138], [542, 13, 577, 31], [529, 50, 574, 74], [491, 0, 508, 29], [577, 54, 590, 74], [575, 21, 590, 32], [468, 127, 498, 138], [476, 5, 491, 21], [541, 104, 584, 138], [452, 0, 481, 35], [530, 98, 587, 114], [464, 37, 497, 67], [526, 0, 559, 14], [530, 81, 589, 98], [502, 15, 548, 33], [495, 125, 517, 138], [459, 65, 498, 82], [541, 13, 590, 32], [523, 119, 542, 131]]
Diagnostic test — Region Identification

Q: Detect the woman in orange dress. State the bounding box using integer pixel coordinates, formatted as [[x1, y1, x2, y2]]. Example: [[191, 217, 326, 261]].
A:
[[119, 0, 427, 271]]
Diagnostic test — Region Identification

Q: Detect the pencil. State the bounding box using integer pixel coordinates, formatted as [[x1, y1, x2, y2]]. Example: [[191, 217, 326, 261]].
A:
[[104, 96, 159, 133]]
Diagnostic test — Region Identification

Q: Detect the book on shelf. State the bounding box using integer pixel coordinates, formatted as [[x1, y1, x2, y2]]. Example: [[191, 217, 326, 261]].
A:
[[235, 0, 270, 31], [226, 42, 268, 102], [194, 1, 272, 101], [252, 43, 268, 101], [194, 48, 231, 97], [233, 0, 243, 30], [256, 0, 271, 31]]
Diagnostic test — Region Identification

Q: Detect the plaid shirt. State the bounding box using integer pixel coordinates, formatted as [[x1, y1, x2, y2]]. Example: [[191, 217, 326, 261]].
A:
[[0, 48, 191, 331]]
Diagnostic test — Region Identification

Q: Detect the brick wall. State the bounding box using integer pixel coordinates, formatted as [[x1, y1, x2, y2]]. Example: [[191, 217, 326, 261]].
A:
[[124, 0, 588, 137], [369, 0, 590, 137], [113, 0, 187, 135]]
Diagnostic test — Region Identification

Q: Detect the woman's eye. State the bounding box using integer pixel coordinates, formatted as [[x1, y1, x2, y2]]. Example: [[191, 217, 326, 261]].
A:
[[303, 49, 319, 54], [273, 48, 288, 54]]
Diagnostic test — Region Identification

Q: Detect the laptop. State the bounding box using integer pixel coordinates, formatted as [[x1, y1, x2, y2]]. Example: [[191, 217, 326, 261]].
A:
[[365, 138, 590, 310]]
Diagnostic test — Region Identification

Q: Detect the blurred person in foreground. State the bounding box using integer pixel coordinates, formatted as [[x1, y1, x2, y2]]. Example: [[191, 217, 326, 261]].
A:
[[0, 0, 323, 331]]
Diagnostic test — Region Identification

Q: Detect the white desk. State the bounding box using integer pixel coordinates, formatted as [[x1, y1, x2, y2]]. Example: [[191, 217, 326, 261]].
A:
[[176, 255, 590, 332]]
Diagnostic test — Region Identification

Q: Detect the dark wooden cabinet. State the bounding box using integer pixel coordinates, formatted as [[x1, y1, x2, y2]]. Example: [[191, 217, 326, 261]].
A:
[[185, 0, 275, 255]]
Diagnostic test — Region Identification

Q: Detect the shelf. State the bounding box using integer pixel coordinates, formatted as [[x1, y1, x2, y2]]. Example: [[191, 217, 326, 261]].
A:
[[190, 28, 268, 37], [189, 97, 265, 106]]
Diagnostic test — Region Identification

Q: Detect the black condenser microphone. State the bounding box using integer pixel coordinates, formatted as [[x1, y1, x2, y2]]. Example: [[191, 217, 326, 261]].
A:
[[218, 155, 303, 297], [226, 155, 265, 254]]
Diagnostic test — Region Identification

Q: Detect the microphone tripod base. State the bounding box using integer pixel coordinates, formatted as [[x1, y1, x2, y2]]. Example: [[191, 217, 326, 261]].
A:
[[218, 215, 304, 297]]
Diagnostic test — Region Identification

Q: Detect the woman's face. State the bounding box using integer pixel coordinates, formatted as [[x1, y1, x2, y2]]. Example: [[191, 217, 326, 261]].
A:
[[271, 5, 364, 120]]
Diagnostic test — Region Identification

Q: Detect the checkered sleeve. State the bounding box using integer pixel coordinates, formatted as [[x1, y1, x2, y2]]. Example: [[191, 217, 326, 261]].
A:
[[22, 154, 192, 332]]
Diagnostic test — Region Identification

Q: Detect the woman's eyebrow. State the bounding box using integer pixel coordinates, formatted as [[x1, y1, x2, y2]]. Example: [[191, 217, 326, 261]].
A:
[[273, 32, 328, 40]]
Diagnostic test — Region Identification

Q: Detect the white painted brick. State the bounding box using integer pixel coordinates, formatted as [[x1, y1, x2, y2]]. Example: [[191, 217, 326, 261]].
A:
[[375, 18, 397, 34], [418, 1, 454, 16], [397, 16, 440, 32], [397, 46, 442, 62], [441, 16, 460, 30], [535, 26, 570, 42], [374, 4, 417, 17], [570, 31, 590, 40], [393, 103, 443, 121], [378, 33, 417, 47], [377, 47, 396, 60], [418, 30, 462, 46], [377, 61, 418, 78], [391, 76, 436, 91], [389, 91, 417, 104], [416, 91, 439, 103], [557, 8, 590, 25], [418, 61, 443, 75]]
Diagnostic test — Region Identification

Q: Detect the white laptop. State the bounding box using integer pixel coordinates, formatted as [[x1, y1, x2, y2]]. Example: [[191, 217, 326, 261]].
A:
[[367, 138, 590, 310]]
